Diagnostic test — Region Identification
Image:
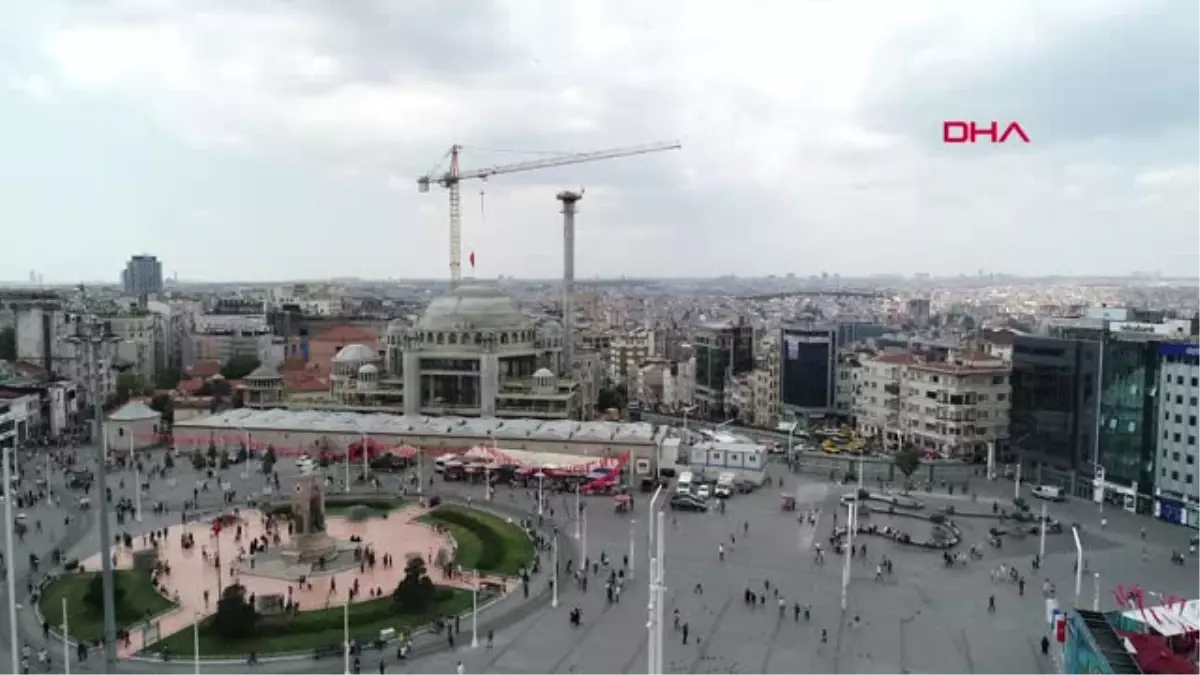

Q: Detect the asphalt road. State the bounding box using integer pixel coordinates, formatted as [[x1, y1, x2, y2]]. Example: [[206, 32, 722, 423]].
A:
[[3, 445, 1197, 674]]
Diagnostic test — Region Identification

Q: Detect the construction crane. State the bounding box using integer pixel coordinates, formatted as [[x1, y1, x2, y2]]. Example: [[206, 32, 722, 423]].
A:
[[418, 141, 682, 286]]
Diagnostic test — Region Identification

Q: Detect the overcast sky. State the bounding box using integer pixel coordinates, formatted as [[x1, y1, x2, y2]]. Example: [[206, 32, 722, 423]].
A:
[[2, 0, 1197, 283]]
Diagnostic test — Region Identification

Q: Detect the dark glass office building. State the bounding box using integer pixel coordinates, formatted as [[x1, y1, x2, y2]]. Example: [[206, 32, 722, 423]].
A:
[[1010, 335, 1099, 491], [692, 317, 754, 420], [780, 325, 836, 414], [1096, 338, 1160, 512]]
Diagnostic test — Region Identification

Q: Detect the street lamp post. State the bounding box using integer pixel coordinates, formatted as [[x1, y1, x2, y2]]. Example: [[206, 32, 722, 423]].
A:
[[537, 472, 544, 516], [551, 534, 559, 608], [471, 583, 479, 648], [628, 518, 636, 581], [646, 485, 665, 675], [66, 316, 119, 671], [1039, 503, 1047, 560], [841, 500, 855, 611], [193, 609, 201, 675], [574, 483, 581, 541], [4, 445, 19, 675], [1093, 572, 1101, 611], [62, 597, 70, 675], [655, 509, 666, 675], [342, 598, 350, 675], [1014, 461, 1022, 500], [361, 431, 370, 484], [343, 439, 351, 493], [1071, 525, 1084, 605], [131, 433, 142, 521]]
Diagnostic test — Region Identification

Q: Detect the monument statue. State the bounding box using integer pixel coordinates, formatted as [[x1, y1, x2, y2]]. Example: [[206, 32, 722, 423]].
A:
[[282, 469, 338, 564]]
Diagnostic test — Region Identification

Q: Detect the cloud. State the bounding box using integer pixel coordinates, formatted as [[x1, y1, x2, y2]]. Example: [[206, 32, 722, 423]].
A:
[[3, 0, 1197, 280]]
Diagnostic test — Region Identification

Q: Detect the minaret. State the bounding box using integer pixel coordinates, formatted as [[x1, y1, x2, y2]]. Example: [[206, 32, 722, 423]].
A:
[[557, 190, 582, 377]]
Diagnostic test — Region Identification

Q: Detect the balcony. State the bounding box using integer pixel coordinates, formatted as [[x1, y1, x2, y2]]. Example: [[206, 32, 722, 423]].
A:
[[883, 383, 901, 396]]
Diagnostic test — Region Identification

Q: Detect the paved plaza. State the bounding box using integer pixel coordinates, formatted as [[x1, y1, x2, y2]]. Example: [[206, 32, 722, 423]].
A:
[[2, 445, 1197, 674]]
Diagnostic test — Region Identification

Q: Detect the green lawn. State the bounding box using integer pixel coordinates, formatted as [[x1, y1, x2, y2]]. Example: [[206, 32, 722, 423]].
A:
[[419, 505, 535, 576], [39, 571, 177, 643], [145, 587, 474, 658]]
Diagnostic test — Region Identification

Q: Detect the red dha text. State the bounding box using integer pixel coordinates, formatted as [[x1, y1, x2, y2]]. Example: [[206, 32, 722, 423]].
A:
[[943, 121, 1030, 144]]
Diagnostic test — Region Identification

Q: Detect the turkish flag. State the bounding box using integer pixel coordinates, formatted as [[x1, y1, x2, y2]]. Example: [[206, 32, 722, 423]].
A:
[[212, 521, 222, 536], [469, 252, 476, 269]]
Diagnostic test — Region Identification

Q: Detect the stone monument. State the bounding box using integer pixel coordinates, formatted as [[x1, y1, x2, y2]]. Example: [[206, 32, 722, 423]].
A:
[[281, 466, 338, 565]]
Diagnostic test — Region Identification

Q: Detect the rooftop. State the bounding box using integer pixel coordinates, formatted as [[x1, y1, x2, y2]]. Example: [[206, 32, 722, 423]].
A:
[[176, 408, 664, 445]]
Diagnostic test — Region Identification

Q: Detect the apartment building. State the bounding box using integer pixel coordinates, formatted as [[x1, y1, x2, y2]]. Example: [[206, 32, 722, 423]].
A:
[[1154, 342, 1199, 527], [14, 306, 118, 400], [751, 333, 780, 428], [107, 312, 162, 382], [855, 350, 1011, 459], [834, 352, 861, 420], [191, 313, 274, 364], [607, 328, 655, 387]]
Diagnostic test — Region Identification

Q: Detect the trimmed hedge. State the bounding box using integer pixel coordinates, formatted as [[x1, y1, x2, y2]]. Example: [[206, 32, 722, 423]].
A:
[[422, 505, 534, 576]]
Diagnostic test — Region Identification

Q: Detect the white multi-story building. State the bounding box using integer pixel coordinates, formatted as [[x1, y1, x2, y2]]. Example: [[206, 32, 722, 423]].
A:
[[855, 350, 1011, 459], [1154, 342, 1199, 528], [191, 314, 274, 364], [835, 352, 861, 419], [751, 334, 780, 428], [0, 391, 37, 448]]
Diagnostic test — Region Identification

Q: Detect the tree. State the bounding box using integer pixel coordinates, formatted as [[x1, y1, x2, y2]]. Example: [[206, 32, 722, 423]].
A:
[[211, 583, 258, 639], [163, 452, 175, 470], [0, 327, 14, 361], [894, 447, 922, 486], [115, 373, 150, 405], [393, 556, 436, 613], [190, 450, 207, 471], [154, 368, 182, 391], [149, 394, 175, 428], [597, 387, 624, 412], [221, 355, 260, 380], [84, 574, 125, 617], [206, 444, 218, 466]]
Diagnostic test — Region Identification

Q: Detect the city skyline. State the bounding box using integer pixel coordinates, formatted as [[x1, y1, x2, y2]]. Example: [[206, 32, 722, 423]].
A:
[[2, 0, 1197, 283]]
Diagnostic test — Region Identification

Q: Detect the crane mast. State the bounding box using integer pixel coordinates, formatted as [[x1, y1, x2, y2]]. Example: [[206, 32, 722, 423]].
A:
[[419, 141, 681, 287]]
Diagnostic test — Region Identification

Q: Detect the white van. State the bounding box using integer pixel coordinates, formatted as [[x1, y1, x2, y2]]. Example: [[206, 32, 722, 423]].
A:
[[434, 456, 451, 474], [676, 471, 694, 494], [1032, 485, 1065, 502], [714, 472, 735, 498]]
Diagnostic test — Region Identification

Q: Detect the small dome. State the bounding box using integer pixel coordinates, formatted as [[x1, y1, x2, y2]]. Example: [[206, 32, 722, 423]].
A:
[[358, 363, 378, 375], [387, 318, 408, 334], [333, 344, 377, 363], [246, 363, 282, 380], [533, 367, 555, 379], [108, 401, 161, 421], [539, 319, 563, 336]]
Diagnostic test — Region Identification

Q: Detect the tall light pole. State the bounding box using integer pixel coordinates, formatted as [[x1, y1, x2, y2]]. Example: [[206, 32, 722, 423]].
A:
[[343, 439, 351, 493], [1039, 503, 1047, 560], [415, 445, 424, 496], [654, 509, 666, 675], [628, 518, 636, 581], [62, 597, 70, 675], [360, 429, 370, 483], [66, 315, 119, 670], [1071, 525, 1084, 605], [192, 609, 201, 675], [841, 500, 855, 611], [471, 582, 479, 648], [537, 471, 544, 516], [1093, 334, 1106, 513], [1093, 572, 1101, 611], [1014, 461, 1022, 500], [4, 445, 19, 675], [551, 534, 559, 608], [130, 432, 142, 522], [574, 483, 581, 541], [342, 598, 350, 675]]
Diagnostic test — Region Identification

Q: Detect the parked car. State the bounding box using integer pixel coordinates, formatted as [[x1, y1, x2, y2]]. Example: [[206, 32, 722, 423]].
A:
[[695, 484, 713, 500], [669, 493, 709, 512], [1031, 485, 1065, 502]]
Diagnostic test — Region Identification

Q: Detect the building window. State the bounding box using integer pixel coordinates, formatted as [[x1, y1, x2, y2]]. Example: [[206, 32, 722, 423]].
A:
[[1178, 376, 1185, 385], [1173, 452, 1181, 462], [1187, 474, 1194, 484], [1191, 416, 1198, 427], [1174, 433, 1182, 443], [1171, 470, 1179, 481], [1190, 436, 1197, 446], [1176, 395, 1184, 405]]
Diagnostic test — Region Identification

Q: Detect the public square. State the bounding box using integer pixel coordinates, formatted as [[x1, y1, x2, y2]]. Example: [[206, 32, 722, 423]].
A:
[[2, 443, 1197, 674]]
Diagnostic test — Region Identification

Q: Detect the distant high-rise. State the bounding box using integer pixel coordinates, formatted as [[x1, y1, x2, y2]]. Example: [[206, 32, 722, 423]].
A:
[[122, 254, 164, 296]]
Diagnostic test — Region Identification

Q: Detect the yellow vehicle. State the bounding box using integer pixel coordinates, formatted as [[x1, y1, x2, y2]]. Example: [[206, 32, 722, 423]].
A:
[[821, 440, 841, 454]]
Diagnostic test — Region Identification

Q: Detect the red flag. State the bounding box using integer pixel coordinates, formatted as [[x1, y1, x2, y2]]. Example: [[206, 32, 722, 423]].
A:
[[469, 252, 476, 269]]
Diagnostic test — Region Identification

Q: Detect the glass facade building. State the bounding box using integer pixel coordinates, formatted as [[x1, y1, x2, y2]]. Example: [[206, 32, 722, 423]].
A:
[[1011, 335, 1099, 491], [780, 326, 836, 413], [1097, 338, 1160, 513]]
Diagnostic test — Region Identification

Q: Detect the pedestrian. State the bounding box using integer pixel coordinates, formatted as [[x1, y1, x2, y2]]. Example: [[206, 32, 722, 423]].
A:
[[487, 629, 494, 648], [682, 622, 690, 645], [378, 658, 385, 674], [456, 661, 465, 675], [1018, 578, 1025, 596], [1041, 635, 1050, 655], [988, 595, 996, 614], [821, 628, 827, 643]]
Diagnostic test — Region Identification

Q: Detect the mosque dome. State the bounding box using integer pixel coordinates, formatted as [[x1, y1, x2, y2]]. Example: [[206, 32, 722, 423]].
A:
[[415, 284, 533, 331], [333, 344, 378, 363]]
